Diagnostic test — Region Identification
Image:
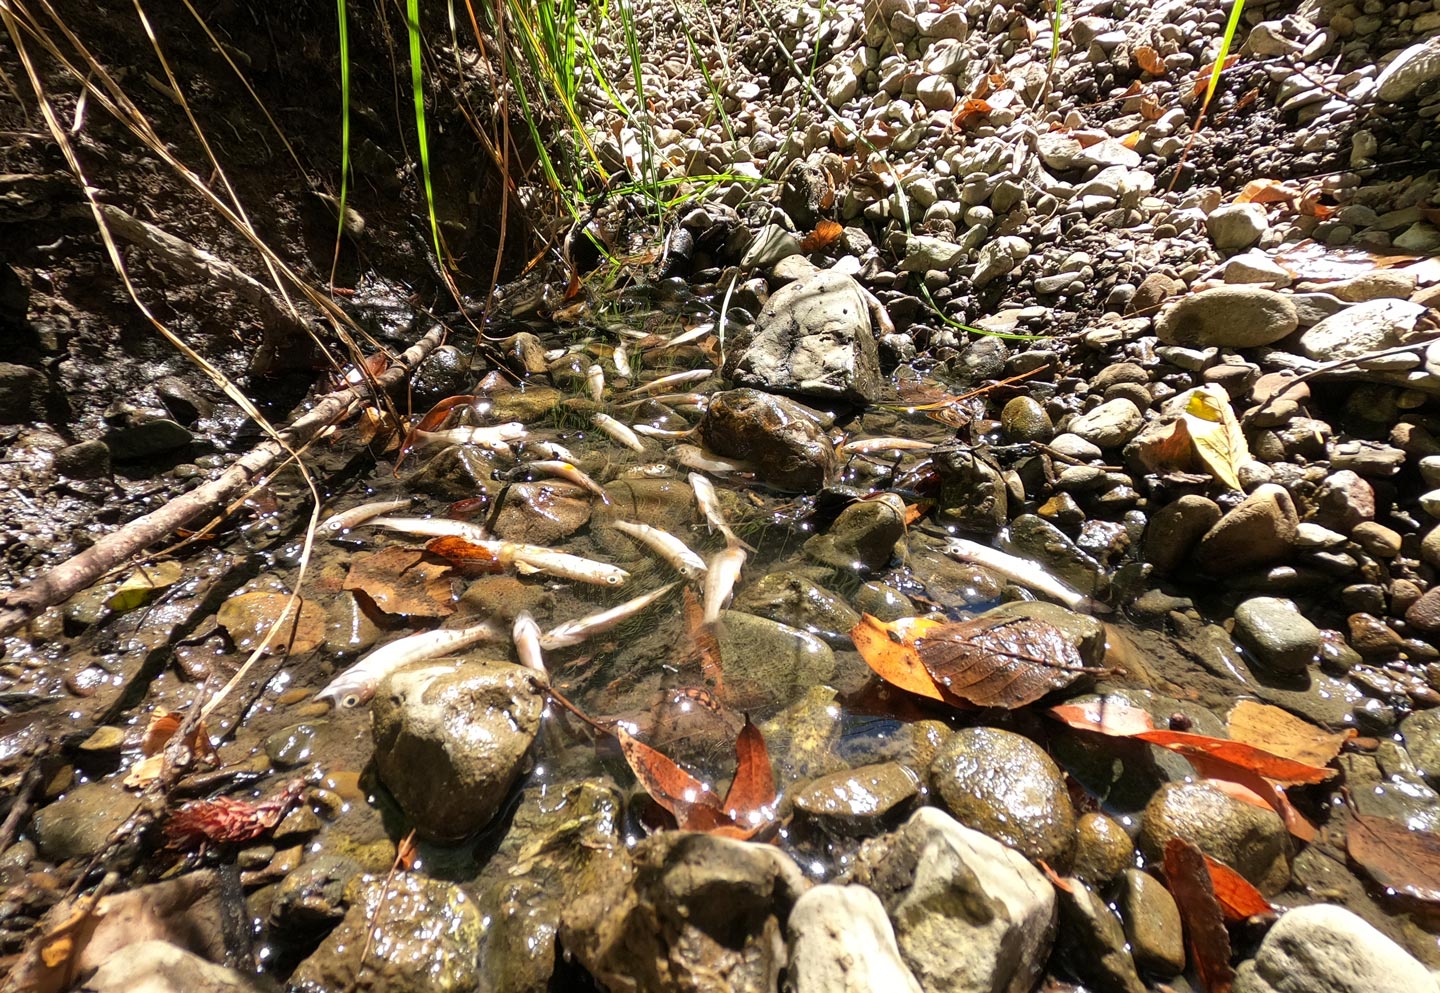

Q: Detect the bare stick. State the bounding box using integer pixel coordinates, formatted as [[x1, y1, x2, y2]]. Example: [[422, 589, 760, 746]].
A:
[[0, 325, 445, 637]]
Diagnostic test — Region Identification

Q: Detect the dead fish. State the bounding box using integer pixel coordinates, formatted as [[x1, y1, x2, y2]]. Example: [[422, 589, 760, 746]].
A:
[[632, 423, 699, 440], [674, 445, 756, 475], [586, 363, 605, 402], [524, 460, 611, 504], [315, 620, 505, 708], [944, 537, 1111, 614], [611, 520, 707, 579], [513, 611, 547, 676], [688, 472, 753, 550], [540, 583, 678, 650], [367, 516, 495, 544], [503, 545, 630, 586], [664, 322, 713, 348], [614, 392, 708, 412], [522, 439, 579, 463], [622, 368, 713, 397], [613, 343, 632, 377], [413, 423, 526, 451], [702, 544, 747, 624], [593, 412, 645, 452], [837, 437, 938, 457], [318, 498, 413, 537]]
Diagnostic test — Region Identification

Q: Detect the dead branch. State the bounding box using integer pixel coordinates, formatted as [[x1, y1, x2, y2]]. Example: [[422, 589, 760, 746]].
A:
[[0, 325, 446, 638]]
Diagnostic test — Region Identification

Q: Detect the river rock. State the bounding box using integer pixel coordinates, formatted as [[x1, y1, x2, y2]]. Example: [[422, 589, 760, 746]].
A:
[[929, 727, 1077, 868], [899, 234, 967, 271], [271, 854, 365, 931], [804, 493, 906, 571], [1053, 877, 1146, 993], [793, 762, 922, 834], [1207, 203, 1269, 252], [1138, 781, 1290, 895], [291, 874, 483, 993], [1145, 495, 1222, 573], [1067, 398, 1143, 448], [491, 481, 593, 544], [33, 781, 142, 860], [1154, 287, 1298, 348], [1000, 396, 1054, 441], [842, 806, 1057, 993], [732, 573, 861, 646], [0, 362, 49, 423], [724, 270, 882, 403], [371, 661, 545, 840], [787, 884, 924, 993], [1298, 298, 1429, 360], [1234, 904, 1438, 993], [1400, 708, 1440, 788], [1233, 597, 1321, 674], [1194, 483, 1298, 574], [403, 445, 499, 501], [560, 832, 807, 993], [1072, 812, 1136, 886], [86, 941, 267, 993], [715, 610, 837, 710], [1006, 513, 1107, 598], [1376, 38, 1440, 102], [104, 415, 193, 461], [933, 446, 1008, 533], [700, 388, 835, 491], [1118, 869, 1185, 977]]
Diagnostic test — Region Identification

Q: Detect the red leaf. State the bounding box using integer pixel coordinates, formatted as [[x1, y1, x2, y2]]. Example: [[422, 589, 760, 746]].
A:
[[165, 780, 306, 848], [425, 536, 504, 575], [721, 716, 776, 834], [615, 727, 725, 831], [1346, 811, 1440, 905], [1164, 838, 1235, 993], [1202, 854, 1273, 922], [799, 220, 844, 253], [1047, 699, 1156, 736], [1132, 731, 1334, 785], [850, 614, 951, 703]]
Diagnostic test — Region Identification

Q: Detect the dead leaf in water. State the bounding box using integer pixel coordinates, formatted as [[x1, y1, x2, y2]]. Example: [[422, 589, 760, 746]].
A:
[[722, 715, 776, 832], [799, 219, 843, 253], [1183, 386, 1250, 491], [216, 591, 326, 655], [916, 615, 1098, 708], [107, 560, 184, 612], [1165, 838, 1235, 993], [850, 614, 952, 703], [344, 547, 456, 617], [424, 536, 505, 575], [1346, 811, 1440, 905], [1202, 853, 1273, 922], [1226, 700, 1354, 769]]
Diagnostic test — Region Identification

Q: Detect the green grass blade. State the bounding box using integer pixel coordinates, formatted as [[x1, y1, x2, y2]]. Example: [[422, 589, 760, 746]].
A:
[[1204, 0, 1245, 111], [330, 0, 351, 287], [407, 0, 444, 267]]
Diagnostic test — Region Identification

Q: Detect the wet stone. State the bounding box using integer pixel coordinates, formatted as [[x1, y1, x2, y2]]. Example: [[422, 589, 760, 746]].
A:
[[1233, 904, 1436, 993], [323, 591, 382, 654], [1071, 812, 1136, 886], [1006, 514, 1107, 598], [291, 874, 483, 993], [371, 660, 545, 841], [787, 884, 923, 993], [1139, 781, 1290, 895], [932, 446, 1008, 534], [54, 439, 111, 479], [265, 724, 320, 768], [929, 726, 1077, 869], [1001, 396, 1054, 442], [403, 445, 499, 501], [716, 610, 837, 710], [804, 494, 905, 572], [792, 761, 922, 834], [491, 480, 592, 544], [270, 853, 364, 931], [1400, 709, 1440, 789], [1118, 869, 1184, 977], [700, 388, 835, 492], [32, 781, 142, 861], [0, 363, 50, 423], [1144, 495, 1222, 574], [1053, 877, 1146, 993], [103, 416, 193, 461], [1233, 597, 1322, 674], [851, 581, 915, 621], [1195, 484, 1299, 574], [731, 573, 861, 647], [486, 384, 563, 423]]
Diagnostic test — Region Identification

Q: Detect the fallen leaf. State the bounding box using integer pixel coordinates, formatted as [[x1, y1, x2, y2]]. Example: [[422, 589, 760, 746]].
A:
[[953, 97, 993, 128], [1346, 811, 1440, 904], [916, 615, 1098, 708], [1120, 130, 1141, 149], [107, 560, 184, 612], [216, 591, 326, 655], [1136, 415, 1199, 475], [800, 219, 844, 252], [721, 716, 776, 834], [681, 587, 726, 694], [1047, 698, 1157, 736], [1183, 385, 1250, 491], [1134, 45, 1165, 74], [1202, 854, 1273, 921], [1165, 838, 1235, 993], [165, 779, 306, 848], [1038, 860, 1077, 894], [850, 614, 951, 702], [1132, 730, 1334, 785], [616, 726, 726, 829], [424, 536, 505, 575], [1227, 701, 1354, 768], [1235, 179, 1299, 205], [128, 708, 221, 787], [344, 546, 456, 617], [1192, 54, 1240, 98]]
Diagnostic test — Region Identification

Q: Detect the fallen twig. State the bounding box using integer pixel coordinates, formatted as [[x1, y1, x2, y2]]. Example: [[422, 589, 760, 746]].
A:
[[0, 325, 445, 638]]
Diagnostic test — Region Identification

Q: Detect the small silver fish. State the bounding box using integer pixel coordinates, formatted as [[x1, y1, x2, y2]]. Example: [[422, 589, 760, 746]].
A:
[[592, 412, 645, 452], [523, 439, 579, 463], [613, 392, 708, 412], [622, 368, 714, 397], [945, 537, 1110, 614], [688, 472, 751, 549], [611, 520, 707, 580], [513, 611, 547, 676], [367, 516, 495, 545], [632, 423, 699, 440], [586, 364, 605, 402], [315, 620, 505, 708], [613, 343, 632, 377], [503, 545, 630, 586], [414, 423, 526, 451], [539, 583, 678, 650], [674, 445, 756, 475], [837, 437, 938, 457], [702, 544, 747, 624], [525, 460, 612, 504], [317, 498, 413, 537]]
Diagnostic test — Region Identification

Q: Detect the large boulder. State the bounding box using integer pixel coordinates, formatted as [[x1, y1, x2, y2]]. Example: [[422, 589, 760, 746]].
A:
[[700, 388, 836, 491], [1234, 904, 1439, 993], [724, 270, 883, 403]]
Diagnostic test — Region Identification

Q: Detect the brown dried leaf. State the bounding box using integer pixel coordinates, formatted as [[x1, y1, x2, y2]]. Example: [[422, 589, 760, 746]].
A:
[[1165, 838, 1235, 993], [216, 591, 327, 655], [1235, 179, 1299, 205], [1136, 415, 1199, 475], [616, 726, 726, 829], [916, 616, 1096, 709], [721, 715, 776, 834], [1227, 700, 1354, 769], [800, 219, 844, 252], [344, 547, 456, 618], [1346, 811, 1440, 904], [1134, 45, 1166, 74]]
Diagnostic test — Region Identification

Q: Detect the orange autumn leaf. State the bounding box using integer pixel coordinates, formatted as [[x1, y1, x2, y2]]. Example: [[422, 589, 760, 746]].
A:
[[1047, 698, 1157, 736], [1165, 839, 1235, 993], [721, 716, 777, 834], [425, 536, 504, 575], [1346, 811, 1440, 905], [800, 219, 844, 252], [851, 614, 951, 702], [1235, 178, 1299, 205], [1202, 854, 1273, 921], [344, 546, 456, 617], [1192, 55, 1240, 97], [1226, 700, 1354, 769], [617, 719, 775, 839], [953, 98, 993, 128], [617, 727, 726, 829], [1131, 730, 1334, 785], [1134, 45, 1165, 74], [1120, 131, 1141, 149]]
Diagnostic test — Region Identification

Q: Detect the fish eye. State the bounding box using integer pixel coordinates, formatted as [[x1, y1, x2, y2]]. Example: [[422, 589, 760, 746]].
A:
[[342, 693, 361, 708], [607, 575, 620, 585]]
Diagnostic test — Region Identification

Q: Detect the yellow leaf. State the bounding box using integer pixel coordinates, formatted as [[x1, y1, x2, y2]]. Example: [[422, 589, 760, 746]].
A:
[[106, 560, 184, 612], [1182, 385, 1249, 491]]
